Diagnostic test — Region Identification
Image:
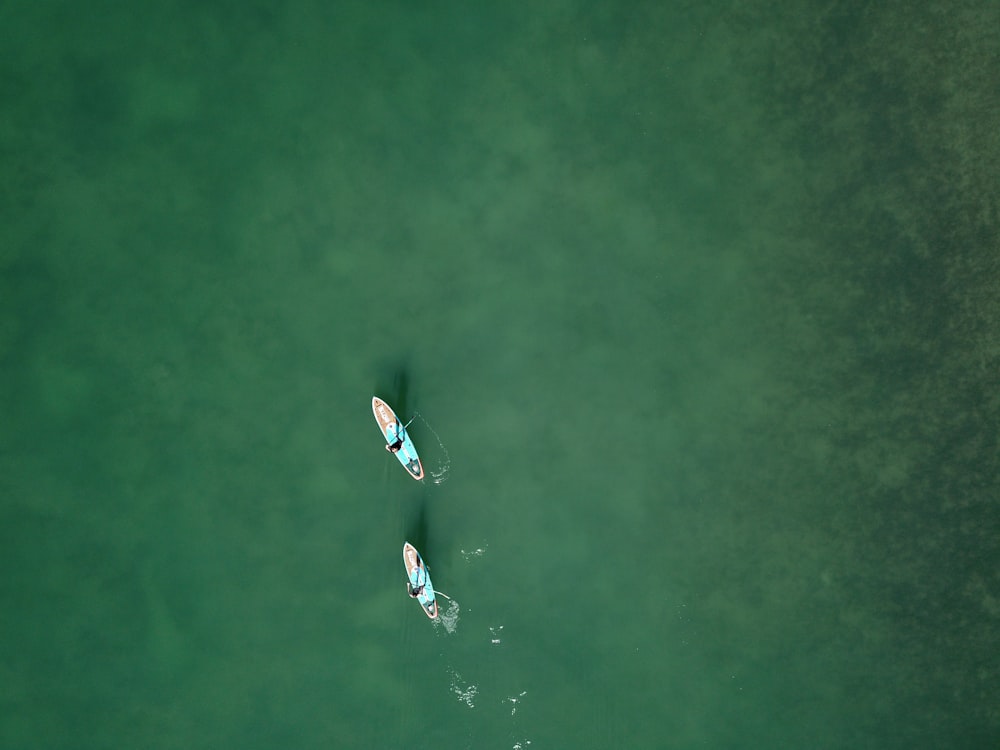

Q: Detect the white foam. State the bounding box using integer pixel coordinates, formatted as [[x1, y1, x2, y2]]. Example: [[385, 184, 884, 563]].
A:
[[489, 624, 504, 644], [460, 544, 488, 561], [448, 668, 478, 708], [435, 599, 460, 634], [505, 691, 527, 716]]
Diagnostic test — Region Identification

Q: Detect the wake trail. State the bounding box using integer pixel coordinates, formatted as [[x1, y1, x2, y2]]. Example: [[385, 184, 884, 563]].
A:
[[411, 410, 451, 484]]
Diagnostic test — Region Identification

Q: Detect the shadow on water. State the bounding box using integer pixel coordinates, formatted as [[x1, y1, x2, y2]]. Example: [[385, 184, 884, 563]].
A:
[[404, 494, 430, 557], [373, 360, 450, 570], [373, 360, 413, 422]]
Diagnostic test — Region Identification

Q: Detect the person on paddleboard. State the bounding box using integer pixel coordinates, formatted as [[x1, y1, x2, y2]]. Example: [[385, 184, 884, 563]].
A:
[[386, 422, 404, 453], [407, 581, 425, 598]]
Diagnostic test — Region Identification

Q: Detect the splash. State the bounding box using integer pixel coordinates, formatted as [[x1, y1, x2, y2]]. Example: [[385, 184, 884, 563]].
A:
[[489, 624, 504, 645], [448, 668, 478, 708], [460, 544, 488, 561], [434, 598, 460, 634], [505, 691, 527, 716]]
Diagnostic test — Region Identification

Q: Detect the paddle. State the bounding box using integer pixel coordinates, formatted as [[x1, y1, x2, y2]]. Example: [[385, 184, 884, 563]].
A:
[[387, 419, 415, 451], [407, 578, 453, 601], [391, 418, 415, 437]]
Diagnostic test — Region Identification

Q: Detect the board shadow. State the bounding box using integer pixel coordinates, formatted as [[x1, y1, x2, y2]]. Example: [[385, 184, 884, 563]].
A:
[[373, 360, 413, 422]]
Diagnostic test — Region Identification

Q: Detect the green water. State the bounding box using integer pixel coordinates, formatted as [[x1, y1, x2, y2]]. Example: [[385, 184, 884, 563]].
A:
[[2, 1, 998, 748]]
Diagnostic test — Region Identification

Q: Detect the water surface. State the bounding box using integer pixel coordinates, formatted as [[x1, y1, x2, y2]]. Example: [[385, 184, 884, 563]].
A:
[[2, 2, 998, 748]]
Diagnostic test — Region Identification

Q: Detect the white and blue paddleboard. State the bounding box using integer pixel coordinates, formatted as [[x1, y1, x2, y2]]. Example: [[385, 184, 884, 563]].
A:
[[372, 396, 424, 481], [402, 542, 438, 619]]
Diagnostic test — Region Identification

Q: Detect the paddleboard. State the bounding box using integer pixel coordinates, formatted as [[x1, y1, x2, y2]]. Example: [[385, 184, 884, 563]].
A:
[[372, 396, 424, 481], [402, 542, 438, 619]]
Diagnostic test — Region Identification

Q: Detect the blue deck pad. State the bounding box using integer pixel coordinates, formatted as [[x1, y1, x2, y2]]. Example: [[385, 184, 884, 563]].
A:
[[386, 422, 422, 480], [409, 565, 436, 608], [385, 422, 413, 456]]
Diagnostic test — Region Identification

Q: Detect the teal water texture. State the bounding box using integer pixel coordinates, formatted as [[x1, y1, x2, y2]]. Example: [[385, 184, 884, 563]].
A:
[[2, 1, 998, 748]]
